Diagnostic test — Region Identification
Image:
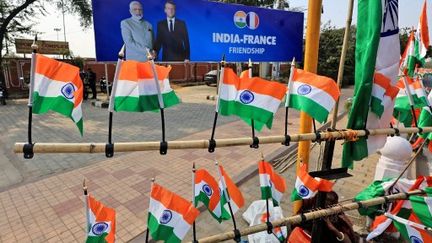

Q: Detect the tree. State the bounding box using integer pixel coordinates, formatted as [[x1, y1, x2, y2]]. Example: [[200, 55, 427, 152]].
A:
[[317, 22, 356, 86], [0, 0, 92, 92]]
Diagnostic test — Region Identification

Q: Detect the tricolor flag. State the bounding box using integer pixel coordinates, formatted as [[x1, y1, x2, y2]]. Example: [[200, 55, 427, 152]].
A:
[[290, 163, 333, 201], [394, 77, 428, 109], [148, 183, 200, 243], [366, 176, 432, 240], [113, 60, 180, 112], [258, 160, 287, 206], [415, 0, 430, 66], [410, 194, 432, 228], [418, 106, 432, 140], [218, 68, 287, 131], [391, 213, 432, 243], [233, 11, 247, 28], [86, 195, 116, 243], [343, 0, 400, 168], [286, 68, 340, 123], [218, 165, 245, 215], [32, 54, 84, 135], [401, 32, 417, 78], [370, 73, 399, 118], [194, 169, 230, 222], [246, 12, 259, 30]]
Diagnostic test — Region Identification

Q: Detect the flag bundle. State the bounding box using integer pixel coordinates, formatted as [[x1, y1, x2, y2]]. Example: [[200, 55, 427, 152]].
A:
[[112, 60, 180, 112], [258, 160, 287, 206], [148, 183, 200, 243], [365, 176, 432, 241], [86, 195, 116, 243], [286, 67, 340, 123], [218, 67, 287, 131], [342, 0, 400, 168], [194, 168, 230, 222], [32, 54, 84, 135], [291, 163, 333, 201], [389, 213, 432, 243]]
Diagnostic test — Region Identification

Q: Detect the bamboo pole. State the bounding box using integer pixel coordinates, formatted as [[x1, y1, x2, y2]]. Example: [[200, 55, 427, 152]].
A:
[[191, 189, 425, 243], [13, 127, 432, 154]]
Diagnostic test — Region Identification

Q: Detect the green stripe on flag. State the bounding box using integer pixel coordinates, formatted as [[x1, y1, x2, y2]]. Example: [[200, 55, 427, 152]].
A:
[[410, 196, 432, 227], [418, 108, 432, 139], [32, 92, 83, 135], [342, 0, 383, 168], [195, 192, 229, 223], [86, 233, 108, 243], [392, 218, 411, 242], [354, 179, 389, 217], [289, 94, 330, 123], [114, 91, 180, 112], [148, 213, 182, 243], [290, 188, 302, 202], [370, 96, 384, 118], [219, 99, 274, 130]]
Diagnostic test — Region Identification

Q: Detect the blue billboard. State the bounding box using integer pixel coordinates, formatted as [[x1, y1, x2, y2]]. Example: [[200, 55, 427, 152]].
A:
[[92, 0, 304, 62]]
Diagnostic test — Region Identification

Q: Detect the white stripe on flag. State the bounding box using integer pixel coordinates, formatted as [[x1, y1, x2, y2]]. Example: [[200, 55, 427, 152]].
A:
[[34, 73, 77, 99], [115, 79, 173, 97], [260, 174, 283, 202], [372, 83, 386, 100]]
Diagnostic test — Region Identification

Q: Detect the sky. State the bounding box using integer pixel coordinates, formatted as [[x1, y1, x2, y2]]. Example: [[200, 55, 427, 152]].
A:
[[24, 0, 432, 58]]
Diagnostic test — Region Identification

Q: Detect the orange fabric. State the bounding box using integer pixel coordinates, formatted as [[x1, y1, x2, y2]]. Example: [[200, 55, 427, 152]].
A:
[[258, 160, 287, 192], [374, 72, 391, 89], [222, 68, 287, 99], [88, 195, 116, 243], [118, 60, 171, 81], [298, 163, 321, 190], [219, 165, 245, 208], [150, 183, 200, 224], [292, 68, 340, 100], [195, 169, 220, 210], [288, 227, 311, 243], [419, 1, 430, 48]]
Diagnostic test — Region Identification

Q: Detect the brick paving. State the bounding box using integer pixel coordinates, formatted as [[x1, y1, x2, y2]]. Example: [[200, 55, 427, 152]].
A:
[[0, 86, 364, 242]]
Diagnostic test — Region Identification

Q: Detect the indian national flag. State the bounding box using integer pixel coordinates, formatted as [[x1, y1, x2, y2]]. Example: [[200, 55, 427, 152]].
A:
[[392, 213, 432, 243], [395, 77, 428, 109], [366, 176, 432, 241], [401, 32, 417, 78], [148, 183, 200, 243], [286, 68, 340, 123], [410, 193, 432, 228], [218, 165, 245, 215], [218, 68, 287, 131], [258, 160, 286, 206], [370, 73, 399, 118], [86, 195, 116, 243], [415, 0, 430, 66], [194, 169, 230, 222], [343, 0, 400, 168], [32, 54, 83, 135], [113, 60, 180, 112], [290, 163, 333, 201]]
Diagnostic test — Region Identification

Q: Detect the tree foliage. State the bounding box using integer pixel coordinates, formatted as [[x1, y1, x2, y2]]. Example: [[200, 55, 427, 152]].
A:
[[317, 22, 356, 86]]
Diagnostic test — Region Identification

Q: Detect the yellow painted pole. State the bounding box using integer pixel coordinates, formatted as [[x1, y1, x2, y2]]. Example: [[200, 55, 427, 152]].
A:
[[293, 0, 323, 214]]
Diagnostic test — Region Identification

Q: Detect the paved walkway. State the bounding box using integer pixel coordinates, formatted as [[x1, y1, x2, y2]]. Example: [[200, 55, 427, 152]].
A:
[[0, 86, 357, 242]]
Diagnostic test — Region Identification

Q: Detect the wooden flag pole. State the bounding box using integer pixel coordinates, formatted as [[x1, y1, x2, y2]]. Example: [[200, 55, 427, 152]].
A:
[[146, 49, 168, 155], [321, 0, 355, 169], [14, 127, 432, 154], [294, 0, 323, 215], [208, 56, 226, 153], [192, 163, 198, 243], [189, 189, 425, 243], [106, 45, 125, 157], [145, 178, 155, 243], [24, 36, 38, 159]]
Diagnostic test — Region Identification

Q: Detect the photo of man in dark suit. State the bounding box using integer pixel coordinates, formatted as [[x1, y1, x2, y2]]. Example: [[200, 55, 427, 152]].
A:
[[154, 1, 190, 62]]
